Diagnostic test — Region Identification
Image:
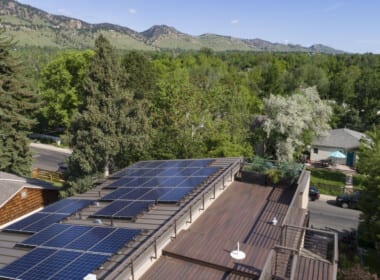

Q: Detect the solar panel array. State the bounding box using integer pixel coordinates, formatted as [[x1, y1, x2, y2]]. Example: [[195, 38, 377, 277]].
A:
[[19, 223, 141, 255], [0, 248, 109, 280], [4, 199, 93, 233], [0, 224, 142, 280], [93, 160, 221, 219]]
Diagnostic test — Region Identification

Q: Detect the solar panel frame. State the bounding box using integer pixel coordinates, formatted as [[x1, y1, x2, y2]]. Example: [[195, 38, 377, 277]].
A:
[[92, 200, 132, 217], [22, 213, 68, 233], [101, 187, 136, 201], [192, 166, 220, 177], [177, 176, 207, 188], [56, 199, 93, 214], [160, 176, 186, 187], [138, 188, 173, 201], [65, 227, 116, 251], [4, 213, 48, 232], [119, 187, 153, 200]]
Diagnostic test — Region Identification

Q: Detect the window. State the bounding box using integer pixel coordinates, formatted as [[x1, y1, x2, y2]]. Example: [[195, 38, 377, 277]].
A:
[[313, 148, 318, 154]]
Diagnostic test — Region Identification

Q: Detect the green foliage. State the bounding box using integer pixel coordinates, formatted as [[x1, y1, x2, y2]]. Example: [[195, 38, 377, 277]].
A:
[[66, 35, 150, 193], [0, 29, 37, 176], [356, 128, 380, 253], [262, 86, 332, 161], [309, 168, 346, 187], [38, 50, 94, 132]]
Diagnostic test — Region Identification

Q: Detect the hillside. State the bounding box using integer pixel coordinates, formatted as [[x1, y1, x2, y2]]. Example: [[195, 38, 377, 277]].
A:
[[0, 0, 343, 53]]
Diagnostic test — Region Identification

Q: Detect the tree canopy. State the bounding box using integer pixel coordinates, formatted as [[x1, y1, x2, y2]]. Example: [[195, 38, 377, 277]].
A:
[[0, 29, 37, 176]]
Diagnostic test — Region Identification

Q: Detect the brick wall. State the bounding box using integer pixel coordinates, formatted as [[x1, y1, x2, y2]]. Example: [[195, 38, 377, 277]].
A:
[[0, 187, 58, 226]]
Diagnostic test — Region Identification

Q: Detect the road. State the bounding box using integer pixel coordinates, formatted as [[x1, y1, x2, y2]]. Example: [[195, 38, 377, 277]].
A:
[[308, 197, 361, 234], [30, 143, 71, 171]]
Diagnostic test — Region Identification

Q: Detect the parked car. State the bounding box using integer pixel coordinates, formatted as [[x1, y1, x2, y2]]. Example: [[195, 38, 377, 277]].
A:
[[336, 191, 361, 209], [309, 185, 320, 201]]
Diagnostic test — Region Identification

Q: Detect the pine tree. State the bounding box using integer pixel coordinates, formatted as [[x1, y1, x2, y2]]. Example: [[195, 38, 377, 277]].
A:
[[0, 29, 36, 176], [66, 35, 150, 194]]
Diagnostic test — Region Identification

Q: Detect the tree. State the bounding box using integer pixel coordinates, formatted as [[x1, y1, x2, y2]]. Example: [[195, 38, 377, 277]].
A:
[[65, 35, 150, 194], [38, 50, 94, 132], [262, 86, 332, 162], [0, 29, 37, 176], [356, 128, 380, 253]]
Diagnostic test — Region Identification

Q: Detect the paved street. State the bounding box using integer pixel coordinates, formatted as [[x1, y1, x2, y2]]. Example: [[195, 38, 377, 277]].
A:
[[30, 143, 71, 171], [308, 196, 361, 234]]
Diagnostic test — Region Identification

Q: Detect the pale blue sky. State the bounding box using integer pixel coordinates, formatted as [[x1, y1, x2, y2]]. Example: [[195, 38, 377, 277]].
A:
[[17, 0, 380, 53]]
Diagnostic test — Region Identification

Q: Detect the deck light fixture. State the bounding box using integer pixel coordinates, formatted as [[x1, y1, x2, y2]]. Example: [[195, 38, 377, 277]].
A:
[[230, 242, 246, 260]]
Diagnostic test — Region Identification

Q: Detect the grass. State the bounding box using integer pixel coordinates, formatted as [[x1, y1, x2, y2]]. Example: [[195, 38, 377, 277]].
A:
[[309, 168, 346, 195]]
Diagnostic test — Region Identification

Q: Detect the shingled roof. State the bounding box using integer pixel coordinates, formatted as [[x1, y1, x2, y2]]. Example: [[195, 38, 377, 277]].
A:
[[0, 172, 58, 208], [312, 128, 366, 150]]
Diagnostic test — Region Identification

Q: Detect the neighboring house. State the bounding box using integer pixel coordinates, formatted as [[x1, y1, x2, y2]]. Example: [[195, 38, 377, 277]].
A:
[[310, 128, 367, 167], [0, 172, 59, 226]]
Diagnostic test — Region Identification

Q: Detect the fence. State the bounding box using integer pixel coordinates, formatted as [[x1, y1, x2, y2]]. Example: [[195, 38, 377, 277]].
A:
[[32, 168, 64, 183]]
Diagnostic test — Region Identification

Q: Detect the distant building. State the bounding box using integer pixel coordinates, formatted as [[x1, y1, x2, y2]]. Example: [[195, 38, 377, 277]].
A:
[[310, 128, 367, 167], [0, 172, 59, 226]]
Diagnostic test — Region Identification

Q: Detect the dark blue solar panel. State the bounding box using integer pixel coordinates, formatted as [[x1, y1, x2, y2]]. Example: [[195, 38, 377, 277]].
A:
[[0, 248, 56, 279], [161, 176, 186, 186], [143, 161, 164, 168], [178, 176, 207, 188], [23, 214, 67, 233], [20, 250, 82, 280], [4, 213, 47, 232], [142, 168, 165, 177], [128, 169, 150, 177], [43, 225, 92, 248], [176, 161, 194, 167], [40, 199, 76, 213], [141, 177, 168, 187], [20, 224, 71, 247], [119, 188, 153, 200], [50, 253, 109, 280], [113, 201, 154, 219], [138, 188, 173, 200], [105, 177, 137, 189], [178, 168, 199, 176], [192, 167, 220, 177], [188, 159, 213, 167], [65, 227, 115, 251], [101, 188, 135, 200], [158, 187, 194, 203], [90, 228, 141, 254], [57, 199, 93, 214], [158, 160, 181, 168], [93, 200, 132, 217], [158, 168, 182, 176], [127, 177, 153, 186]]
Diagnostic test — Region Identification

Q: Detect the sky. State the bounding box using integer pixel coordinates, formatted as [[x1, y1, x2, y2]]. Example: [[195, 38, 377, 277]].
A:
[[16, 0, 380, 53]]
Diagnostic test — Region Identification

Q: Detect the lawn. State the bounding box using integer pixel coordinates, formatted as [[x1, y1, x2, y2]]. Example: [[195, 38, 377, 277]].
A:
[[309, 168, 346, 195]]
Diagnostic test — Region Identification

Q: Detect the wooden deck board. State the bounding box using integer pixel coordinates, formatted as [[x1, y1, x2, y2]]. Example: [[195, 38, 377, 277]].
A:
[[293, 256, 333, 280]]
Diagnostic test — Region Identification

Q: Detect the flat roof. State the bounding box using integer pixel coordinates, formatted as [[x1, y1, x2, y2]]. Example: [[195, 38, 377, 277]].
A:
[[0, 157, 241, 279], [141, 180, 301, 279]]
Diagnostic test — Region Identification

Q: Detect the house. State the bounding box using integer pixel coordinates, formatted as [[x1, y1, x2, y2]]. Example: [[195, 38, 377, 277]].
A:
[[0, 158, 337, 280], [310, 128, 367, 167], [0, 172, 59, 227]]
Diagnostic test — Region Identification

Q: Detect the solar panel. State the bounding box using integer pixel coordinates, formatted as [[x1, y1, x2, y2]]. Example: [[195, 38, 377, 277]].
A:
[[89, 228, 141, 254], [105, 177, 137, 189], [161, 176, 186, 187], [0, 248, 56, 279], [50, 253, 109, 280], [177, 168, 200, 176], [141, 177, 168, 187], [22, 214, 68, 233], [138, 188, 173, 200], [93, 200, 132, 217], [178, 176, 207, 188], [56, 199, 93, 214], [4, 212, 48, 232], [119, 188, 153, 200], [40, 199, 76, 213], [101, 187, 135, 200], [65, 227, 115, 251], [113, 201, 154, 219], [19, 250, 82, 280], [142, 168, 165, 177], [188, 159, 213, 167], [20, 224, 72, 247], [158, 167, 182, 176], [192, 166, 220, 177], [158, 187, 194, 203], [43, 225, 93, 248], [126, 177, 153, 187]]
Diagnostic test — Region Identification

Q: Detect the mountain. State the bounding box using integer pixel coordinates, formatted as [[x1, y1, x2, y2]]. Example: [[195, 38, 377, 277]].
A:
[[0, 0, 344, 53]]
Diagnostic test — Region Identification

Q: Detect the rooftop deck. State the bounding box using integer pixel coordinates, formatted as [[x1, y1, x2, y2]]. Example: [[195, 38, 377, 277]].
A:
[[141, 180, 298, 279]]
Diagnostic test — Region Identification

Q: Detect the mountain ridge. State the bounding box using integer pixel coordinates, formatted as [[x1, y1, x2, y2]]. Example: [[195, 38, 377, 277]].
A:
[[0, 0, 344, 53]]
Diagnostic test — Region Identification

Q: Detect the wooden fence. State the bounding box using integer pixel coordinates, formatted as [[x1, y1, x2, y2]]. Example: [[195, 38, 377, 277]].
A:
[[32, 168, 64, 183]]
